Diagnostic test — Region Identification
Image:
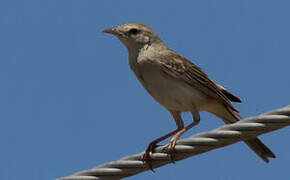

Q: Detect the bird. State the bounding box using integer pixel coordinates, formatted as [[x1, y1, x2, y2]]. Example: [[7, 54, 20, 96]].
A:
[[102, 23, 275, 163]]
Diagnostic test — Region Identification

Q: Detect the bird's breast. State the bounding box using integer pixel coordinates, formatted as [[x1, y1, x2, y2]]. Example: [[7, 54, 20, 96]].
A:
[[130, 61, 209, 112]]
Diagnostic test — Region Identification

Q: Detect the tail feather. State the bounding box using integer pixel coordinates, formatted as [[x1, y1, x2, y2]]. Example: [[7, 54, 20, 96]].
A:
[[209, 103, 276, 162], [245, 138, 276, 163]]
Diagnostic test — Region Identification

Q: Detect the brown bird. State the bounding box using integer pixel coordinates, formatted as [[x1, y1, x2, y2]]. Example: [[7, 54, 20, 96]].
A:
[[103, 23, 275, 163]]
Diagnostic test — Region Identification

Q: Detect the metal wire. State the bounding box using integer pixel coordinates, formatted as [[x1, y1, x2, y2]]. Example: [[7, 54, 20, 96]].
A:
[[57, 105, 290, 180]]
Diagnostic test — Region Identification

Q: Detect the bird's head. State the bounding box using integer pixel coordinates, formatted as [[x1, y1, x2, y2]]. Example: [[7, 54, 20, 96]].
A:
[[103, 23, 162, 50]]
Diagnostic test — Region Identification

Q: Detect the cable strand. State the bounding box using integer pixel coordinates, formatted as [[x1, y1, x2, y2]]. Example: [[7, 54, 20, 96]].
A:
[[57, 105, 290, 180]]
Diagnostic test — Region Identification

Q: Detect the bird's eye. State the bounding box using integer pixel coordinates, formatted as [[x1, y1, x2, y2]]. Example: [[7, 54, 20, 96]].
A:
[[129, 28, 139, 35]]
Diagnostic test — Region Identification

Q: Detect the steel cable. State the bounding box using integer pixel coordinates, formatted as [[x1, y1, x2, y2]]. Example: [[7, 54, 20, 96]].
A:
[[57, 105, 290, 180]]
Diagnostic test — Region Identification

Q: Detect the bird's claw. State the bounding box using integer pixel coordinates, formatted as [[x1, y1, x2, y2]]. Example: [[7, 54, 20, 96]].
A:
[[141, 143, 158, 172], [162, 139, 178, 163], [141, 150, 153, 162]]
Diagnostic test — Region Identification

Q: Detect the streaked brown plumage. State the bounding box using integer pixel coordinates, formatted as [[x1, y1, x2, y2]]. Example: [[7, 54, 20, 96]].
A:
[[103, 23, 275, 163]]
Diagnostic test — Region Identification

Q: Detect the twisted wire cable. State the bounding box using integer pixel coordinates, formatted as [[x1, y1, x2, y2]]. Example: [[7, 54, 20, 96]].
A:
[[57, 105, 290, 180]]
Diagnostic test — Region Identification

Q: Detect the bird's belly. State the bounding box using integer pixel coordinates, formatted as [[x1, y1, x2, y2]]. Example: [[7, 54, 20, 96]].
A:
[[138, 67, 209, 112]]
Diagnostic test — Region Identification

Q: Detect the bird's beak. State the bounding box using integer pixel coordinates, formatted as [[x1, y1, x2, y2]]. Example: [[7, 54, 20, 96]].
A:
[[102, 28, 120, 36]]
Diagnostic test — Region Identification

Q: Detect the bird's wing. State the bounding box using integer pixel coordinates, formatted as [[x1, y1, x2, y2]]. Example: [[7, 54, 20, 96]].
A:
[[215, 83, 242, 103], [156, 49, 240, 116]]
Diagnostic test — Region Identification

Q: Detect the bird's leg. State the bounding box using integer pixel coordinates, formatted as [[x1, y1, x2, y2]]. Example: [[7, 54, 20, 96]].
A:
[[141, 111, 184, 170], [161, 111, 185, 162], [141, 128, 182, 170], [163, 109, 200, 160], [141, 129, 182, 171]]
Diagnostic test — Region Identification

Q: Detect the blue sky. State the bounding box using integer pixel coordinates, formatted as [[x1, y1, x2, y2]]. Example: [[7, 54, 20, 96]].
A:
[[1, 1, 290, 180]]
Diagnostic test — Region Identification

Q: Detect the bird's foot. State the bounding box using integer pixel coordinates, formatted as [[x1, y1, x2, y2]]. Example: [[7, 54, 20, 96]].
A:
[[141, 142, 158, 172], [162, 137, 178, 163]]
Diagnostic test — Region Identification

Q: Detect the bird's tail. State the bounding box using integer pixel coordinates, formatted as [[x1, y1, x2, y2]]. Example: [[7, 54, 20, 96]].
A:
[[244, 138, 276, 162], [209, 103, 276, 162]]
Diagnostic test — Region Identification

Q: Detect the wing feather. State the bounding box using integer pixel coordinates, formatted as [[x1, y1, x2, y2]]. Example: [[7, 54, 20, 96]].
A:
[[156, 49, 240, 116]]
